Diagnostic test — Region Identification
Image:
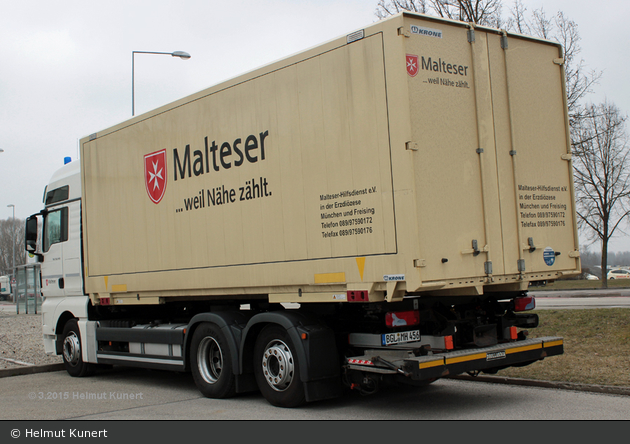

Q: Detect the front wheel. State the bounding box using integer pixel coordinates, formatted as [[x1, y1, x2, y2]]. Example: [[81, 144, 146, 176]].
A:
[[190, 323, 236, 399], [61, 319, 93, 377], [253, 325, 305, 408]]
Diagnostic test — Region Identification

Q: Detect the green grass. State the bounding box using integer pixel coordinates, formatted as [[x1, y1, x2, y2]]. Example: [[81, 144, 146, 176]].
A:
[[535, 279, 630, 291], [498, 308, 630, 387]]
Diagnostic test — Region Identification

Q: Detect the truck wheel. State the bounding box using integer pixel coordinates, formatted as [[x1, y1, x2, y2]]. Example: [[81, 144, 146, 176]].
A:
[[190, 323, 236, 398], [253, 325, 306, 408], [61, 319, 93, 377]]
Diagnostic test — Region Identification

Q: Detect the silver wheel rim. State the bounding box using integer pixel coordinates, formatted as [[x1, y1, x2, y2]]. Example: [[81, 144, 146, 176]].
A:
[[198, 336, 223, 384], [63, 331, 81, 367], [261, 339, 295, 392]]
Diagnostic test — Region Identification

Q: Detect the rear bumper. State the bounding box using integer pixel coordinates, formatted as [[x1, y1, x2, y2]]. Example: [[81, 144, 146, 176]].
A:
[[346, 337, 563, 381]]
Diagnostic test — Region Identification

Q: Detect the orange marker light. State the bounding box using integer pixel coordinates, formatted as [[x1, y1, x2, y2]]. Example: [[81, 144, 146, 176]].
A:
[[444, 335, 454, 350]]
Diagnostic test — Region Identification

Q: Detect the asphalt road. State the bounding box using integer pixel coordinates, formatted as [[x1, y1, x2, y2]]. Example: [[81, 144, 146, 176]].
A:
[[531, 292, 630, 309], [1, 366, 628, 421]]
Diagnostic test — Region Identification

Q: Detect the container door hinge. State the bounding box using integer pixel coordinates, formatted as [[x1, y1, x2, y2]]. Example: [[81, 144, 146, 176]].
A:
[[500, 34, 509, 49], [526, 237, 536, 253], [553, 58, 564, 66], [462, 239, 488, 256], [568, 250, 580, 258], [517, 259, 526, 273], [484, 261, 493, 275], [467, 29, 476, 43], [561, 153, 572, 161], [414, 259, 426, 268], [406, 141, 419, 151], [398, 27, 410, 37], [476, 148, 484, 154]]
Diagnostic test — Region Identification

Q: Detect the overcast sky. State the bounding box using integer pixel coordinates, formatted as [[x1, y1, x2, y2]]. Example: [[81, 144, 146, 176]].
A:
[[1, 0, 628, 251]]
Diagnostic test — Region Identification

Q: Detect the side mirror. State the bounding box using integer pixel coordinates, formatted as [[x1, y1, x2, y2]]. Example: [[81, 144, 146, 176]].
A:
[[25, 215, 39, 254]]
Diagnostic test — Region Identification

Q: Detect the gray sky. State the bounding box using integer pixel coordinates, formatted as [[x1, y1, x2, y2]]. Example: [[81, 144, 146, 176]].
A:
[[1, 0, 629, 251]]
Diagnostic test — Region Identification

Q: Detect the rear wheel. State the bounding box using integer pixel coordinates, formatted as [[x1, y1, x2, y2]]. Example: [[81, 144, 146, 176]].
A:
[[61, 319, 93, 377], [253, 325, 305, 408], [190, 323, 236, 398]]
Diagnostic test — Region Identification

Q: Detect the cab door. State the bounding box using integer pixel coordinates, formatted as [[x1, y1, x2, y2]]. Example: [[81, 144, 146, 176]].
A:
[[41, 206, 68, 297], [41, 201, 84, 297]]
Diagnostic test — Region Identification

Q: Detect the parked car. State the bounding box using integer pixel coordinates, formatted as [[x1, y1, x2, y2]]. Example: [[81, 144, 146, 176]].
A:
[[607, 269, 630, 279]]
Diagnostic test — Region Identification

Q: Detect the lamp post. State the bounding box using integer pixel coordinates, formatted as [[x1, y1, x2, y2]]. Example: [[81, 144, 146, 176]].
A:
[[7, 204, 14, 282], [132, 50, 191, 116]]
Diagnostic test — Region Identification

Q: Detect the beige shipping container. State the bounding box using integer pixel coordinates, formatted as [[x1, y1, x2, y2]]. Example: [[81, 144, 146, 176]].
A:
[[80, 13, 580, 308]]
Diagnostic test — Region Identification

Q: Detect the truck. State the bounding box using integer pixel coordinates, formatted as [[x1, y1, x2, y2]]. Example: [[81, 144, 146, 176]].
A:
[[25, 12, 579, 408], [0, 275, 11, 301]]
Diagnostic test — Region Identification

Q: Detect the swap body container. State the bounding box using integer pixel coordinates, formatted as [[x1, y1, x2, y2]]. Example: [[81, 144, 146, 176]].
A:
[[80, 13, 580, 308]]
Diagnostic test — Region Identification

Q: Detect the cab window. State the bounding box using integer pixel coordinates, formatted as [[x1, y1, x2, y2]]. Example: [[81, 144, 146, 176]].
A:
[[43, 207, 68, 252]]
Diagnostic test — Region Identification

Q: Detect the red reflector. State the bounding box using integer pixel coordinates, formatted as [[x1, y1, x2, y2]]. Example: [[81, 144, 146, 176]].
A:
[[347, 290, 369, 302], [100, 297, 111, 306], [444, 335, 454, 350], [514, 296, 535, 312], [385, 310, 420, 327], [510, 326, 518, 340]]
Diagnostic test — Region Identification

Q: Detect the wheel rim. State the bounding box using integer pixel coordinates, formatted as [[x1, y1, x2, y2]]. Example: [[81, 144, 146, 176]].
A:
[[63, 331, 81, 367], [198, 336, 223, 384], [261, 339, 295, 392]]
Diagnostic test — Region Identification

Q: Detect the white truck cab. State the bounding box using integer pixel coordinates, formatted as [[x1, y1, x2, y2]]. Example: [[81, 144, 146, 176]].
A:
[[26, 159, 89, 356]]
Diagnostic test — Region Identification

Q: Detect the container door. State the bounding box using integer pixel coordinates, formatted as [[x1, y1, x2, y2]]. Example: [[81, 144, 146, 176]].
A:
[[404, 15, 579, 285], [488, 33, 580, 276], [404, 19, 506, 283]]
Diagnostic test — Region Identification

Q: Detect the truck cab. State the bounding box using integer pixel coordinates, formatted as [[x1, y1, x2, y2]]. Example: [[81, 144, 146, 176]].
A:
[[26, 159, 88, 355]]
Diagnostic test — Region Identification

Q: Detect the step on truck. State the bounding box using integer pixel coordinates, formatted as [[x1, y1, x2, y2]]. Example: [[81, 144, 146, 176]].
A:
[[25, 12, 579, 407]]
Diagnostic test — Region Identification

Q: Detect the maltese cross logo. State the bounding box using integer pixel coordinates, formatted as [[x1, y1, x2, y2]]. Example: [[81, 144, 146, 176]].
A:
[[144, 149, 167, 204], [406, 54, 419, 77]]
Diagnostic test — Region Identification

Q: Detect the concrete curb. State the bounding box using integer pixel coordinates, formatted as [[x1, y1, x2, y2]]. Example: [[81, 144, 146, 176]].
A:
[[0, 363, 65, 379], [448, 374, 630, 396]]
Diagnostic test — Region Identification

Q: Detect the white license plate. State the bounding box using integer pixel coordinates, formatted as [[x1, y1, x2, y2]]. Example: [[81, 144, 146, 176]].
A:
[[382, 330, 421, 346]]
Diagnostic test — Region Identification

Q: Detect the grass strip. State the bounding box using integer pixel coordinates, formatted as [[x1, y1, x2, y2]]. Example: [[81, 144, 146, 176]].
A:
[[498, 308, 630, 387]]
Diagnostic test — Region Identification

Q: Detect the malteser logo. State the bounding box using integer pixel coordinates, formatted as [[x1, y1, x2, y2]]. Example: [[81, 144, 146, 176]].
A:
[[406, 54, 419, 77], [144, 149, 167, 204]]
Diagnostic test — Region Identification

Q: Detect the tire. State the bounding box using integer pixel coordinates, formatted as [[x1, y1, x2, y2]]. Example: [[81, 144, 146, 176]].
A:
[[253, 325, 306, 408], [61, 319, 93, 377], [190, 323, 236, 399]]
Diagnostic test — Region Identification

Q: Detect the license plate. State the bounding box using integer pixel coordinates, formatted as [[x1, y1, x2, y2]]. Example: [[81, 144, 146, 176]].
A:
[[382, 330, 421, 346], [486, 351, 506, 361]]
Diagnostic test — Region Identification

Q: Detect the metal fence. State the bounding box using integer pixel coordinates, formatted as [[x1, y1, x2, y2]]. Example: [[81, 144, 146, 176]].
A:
[[14, 264, 41, 314]]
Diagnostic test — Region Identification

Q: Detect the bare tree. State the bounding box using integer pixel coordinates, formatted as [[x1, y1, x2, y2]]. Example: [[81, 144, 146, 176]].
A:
[[0, 218, 26, 276], [504, 3, 602, 136], [572, 102, 630, 287], [375, 0, 428, 20], [376, 0, 502, 26]]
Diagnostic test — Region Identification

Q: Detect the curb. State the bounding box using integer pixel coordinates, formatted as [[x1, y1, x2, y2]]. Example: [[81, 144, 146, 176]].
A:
[[0, 363, 65, 379], [448, 374, 630, 396]]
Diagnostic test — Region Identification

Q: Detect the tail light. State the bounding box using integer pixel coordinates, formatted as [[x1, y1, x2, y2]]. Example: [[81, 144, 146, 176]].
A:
[[385, 310, 420, 327], [514, 296, 535, 312]]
